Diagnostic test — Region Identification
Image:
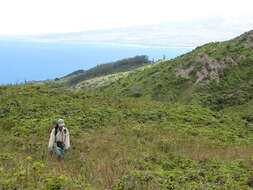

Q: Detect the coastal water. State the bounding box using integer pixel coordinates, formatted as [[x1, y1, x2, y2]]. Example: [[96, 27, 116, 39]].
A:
[[0, 41, 192, 84]]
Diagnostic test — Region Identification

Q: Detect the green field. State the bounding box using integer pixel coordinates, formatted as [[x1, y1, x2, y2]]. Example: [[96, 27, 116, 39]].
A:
[[1, 30, 253, 189]]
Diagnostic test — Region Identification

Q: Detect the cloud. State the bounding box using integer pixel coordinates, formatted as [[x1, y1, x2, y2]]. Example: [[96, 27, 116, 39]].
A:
[[9, 16, 252, 47], [0, 0, 252, 35]]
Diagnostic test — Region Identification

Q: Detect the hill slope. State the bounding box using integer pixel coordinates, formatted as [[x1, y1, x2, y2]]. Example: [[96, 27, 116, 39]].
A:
[[45, 55, 151, 88], [0, 85, 253, 189], [102, 30, 253, 111], [1, 31, 253, 190]]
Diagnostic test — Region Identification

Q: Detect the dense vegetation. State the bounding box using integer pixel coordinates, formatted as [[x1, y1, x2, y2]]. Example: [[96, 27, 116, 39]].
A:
[[1, 30, 253, 189], [47, 55, 150, 88], [102, 31, 253, 105], [1, 85, 253, 189]]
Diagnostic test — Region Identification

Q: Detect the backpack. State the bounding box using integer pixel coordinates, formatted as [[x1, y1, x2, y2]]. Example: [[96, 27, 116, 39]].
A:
[[54, 125, 67, 149], [54, 125, 67, 137]]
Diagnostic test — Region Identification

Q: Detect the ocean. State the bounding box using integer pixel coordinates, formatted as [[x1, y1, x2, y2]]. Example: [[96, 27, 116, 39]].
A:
[[0, 41, 192, 84]]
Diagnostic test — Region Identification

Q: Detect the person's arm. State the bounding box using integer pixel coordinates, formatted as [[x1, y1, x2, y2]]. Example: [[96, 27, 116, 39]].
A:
[[48, 128, 55, 151], [64, 129, 70, 150]]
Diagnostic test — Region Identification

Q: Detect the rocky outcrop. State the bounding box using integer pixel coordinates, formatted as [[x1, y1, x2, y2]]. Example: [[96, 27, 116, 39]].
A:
[[176, 65, 194, 79], [244, 30, 253, 48], [174, 53, 242, 84], [195, 67, 209, 83], [194, 54, 225, 69], [222, 57, 238, 66]]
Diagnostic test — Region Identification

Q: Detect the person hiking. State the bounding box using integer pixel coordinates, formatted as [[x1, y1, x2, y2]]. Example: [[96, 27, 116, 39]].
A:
[[48, 119, 70, 162]]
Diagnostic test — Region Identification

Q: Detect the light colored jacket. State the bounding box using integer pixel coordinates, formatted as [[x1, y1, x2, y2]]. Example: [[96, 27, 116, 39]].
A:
[[48, 127, 70, 151]]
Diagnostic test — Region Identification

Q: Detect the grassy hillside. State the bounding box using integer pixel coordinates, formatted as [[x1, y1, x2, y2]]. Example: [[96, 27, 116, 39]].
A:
[[103, 31, 253, 110], [45, 55, 151, 88], [0, 84, 253, 189], [1, 31, 253, 189], [74, 64, 156, 90]]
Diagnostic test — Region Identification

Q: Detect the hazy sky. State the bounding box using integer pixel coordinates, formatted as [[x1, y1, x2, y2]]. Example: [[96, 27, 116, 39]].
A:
[[0, 0, 253, 35]]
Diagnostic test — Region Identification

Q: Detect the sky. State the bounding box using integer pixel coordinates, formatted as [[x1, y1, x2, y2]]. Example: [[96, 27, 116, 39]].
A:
[[0, 0, 253, 35]]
